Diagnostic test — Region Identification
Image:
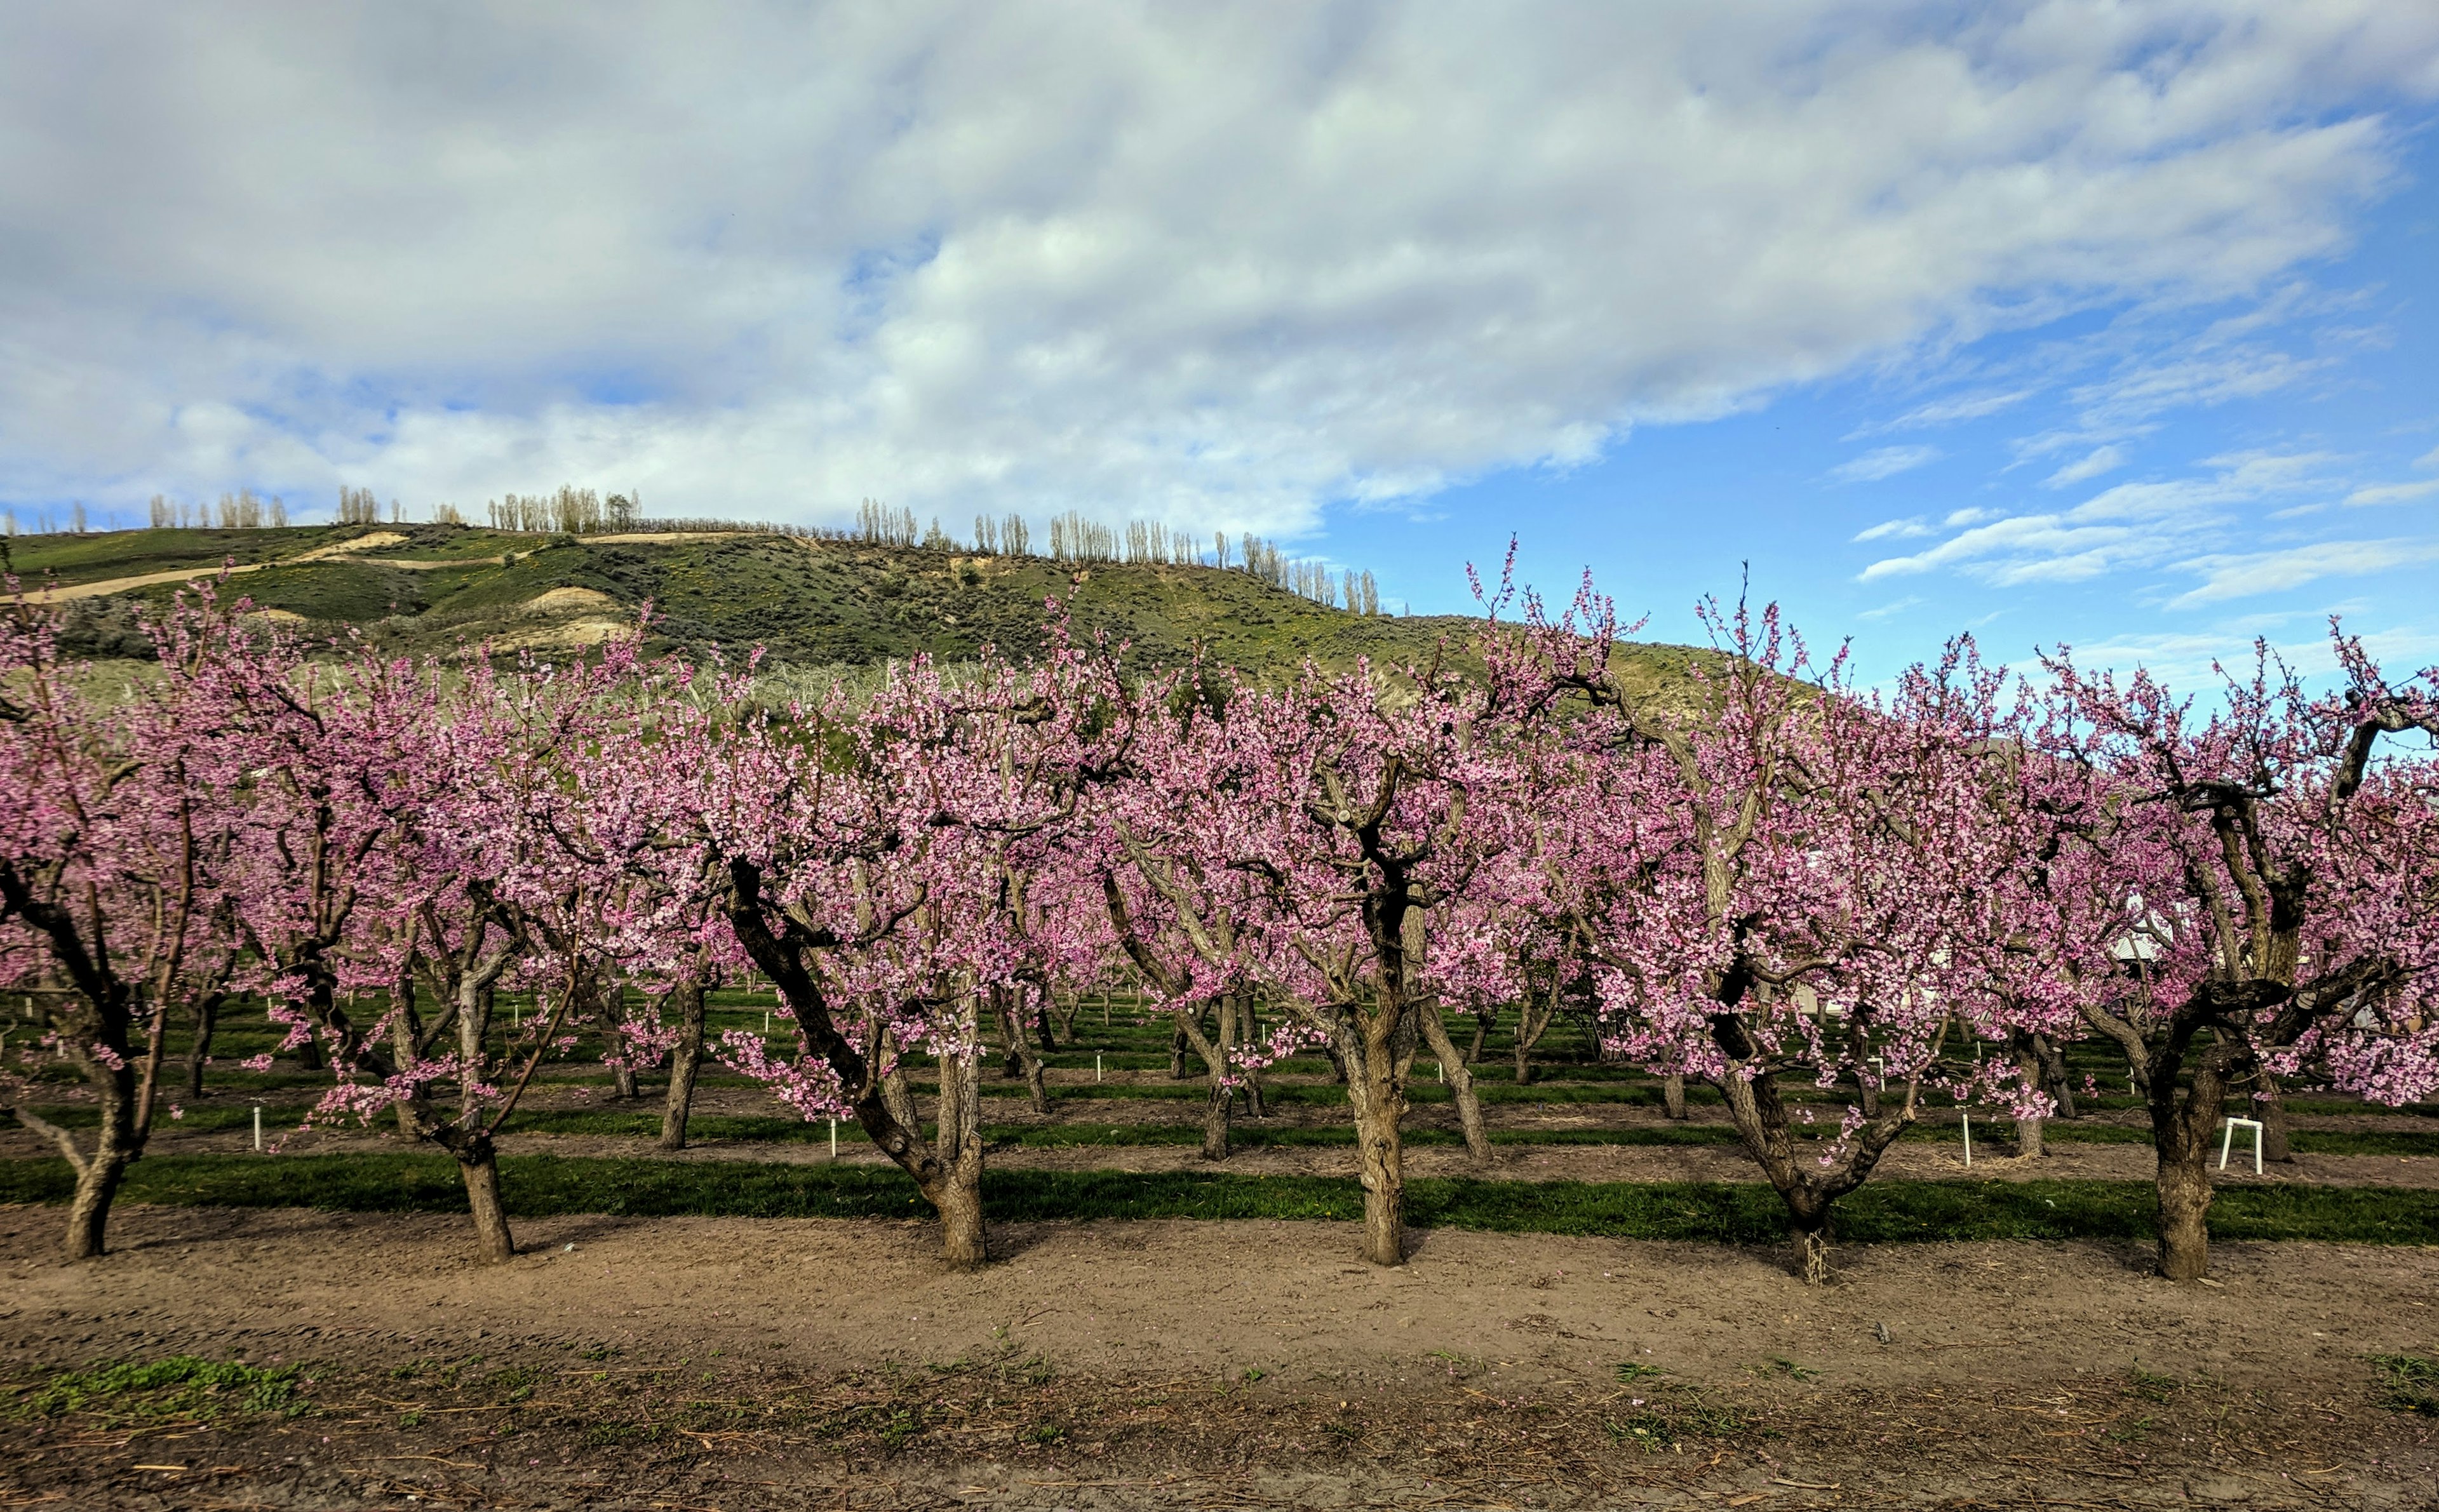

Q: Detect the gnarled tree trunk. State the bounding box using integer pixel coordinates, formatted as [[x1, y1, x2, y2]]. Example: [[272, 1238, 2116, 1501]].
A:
[[2145, 1029, 2243, 1282], [1341, 1012, 1416, 1266]]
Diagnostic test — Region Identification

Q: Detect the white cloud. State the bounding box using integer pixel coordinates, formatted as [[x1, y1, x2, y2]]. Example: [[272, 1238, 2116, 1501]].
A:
[[1860, 450, 2335, 584], [1, 2, 2435, 531], [1854, 517, 1931, 542], [1845, 389, 2034, 438], [1943, 507, 1994, 528], [2346, 479, 2439, 505], [2055, 618, 2439, 688], [2418, 445, 2439, 469], [2043, 445, 2127, 488], [2167, 539, 2439, 606], [1856, 596, 1923, 621], [1831, 446, 1941, 483]]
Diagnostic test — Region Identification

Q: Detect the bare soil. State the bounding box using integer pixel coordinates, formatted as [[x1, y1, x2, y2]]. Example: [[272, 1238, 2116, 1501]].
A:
[[3, 1204, 2434, 1510]]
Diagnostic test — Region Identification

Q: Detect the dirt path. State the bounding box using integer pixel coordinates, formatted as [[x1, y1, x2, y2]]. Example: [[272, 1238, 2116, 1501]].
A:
[[2, 1205, 2433, 1509], [27, 551, 509, 605]]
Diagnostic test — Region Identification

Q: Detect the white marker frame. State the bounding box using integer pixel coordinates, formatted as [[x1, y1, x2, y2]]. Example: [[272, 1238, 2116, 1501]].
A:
[[2219, 1116, 2264, 1175]]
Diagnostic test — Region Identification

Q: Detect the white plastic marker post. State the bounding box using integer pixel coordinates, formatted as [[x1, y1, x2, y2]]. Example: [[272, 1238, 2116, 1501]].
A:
[[829, 1119, 838, 1159], [764, 1010, 771, 1033], [1437, 1060, 1445, 1083], [1961, 1113, 1972, 1168], [1096, 1052, 1103, 1083], [2220, 1117, 2265, 1175], [252, 1104, 263, 1153]]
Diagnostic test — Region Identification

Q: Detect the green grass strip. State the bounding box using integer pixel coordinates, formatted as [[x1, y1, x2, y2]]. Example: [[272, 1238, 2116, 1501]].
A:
[[41, 1102, 2426, 1158], [3, 1154, 2435, 1245]]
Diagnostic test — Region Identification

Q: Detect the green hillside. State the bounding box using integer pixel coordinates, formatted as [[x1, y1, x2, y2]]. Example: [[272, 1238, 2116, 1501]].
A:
[[4, 523, 1703, 690]]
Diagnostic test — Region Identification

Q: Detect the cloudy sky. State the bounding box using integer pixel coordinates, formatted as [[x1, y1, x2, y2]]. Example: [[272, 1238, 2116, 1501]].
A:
[[3, 1, 2436, 678]]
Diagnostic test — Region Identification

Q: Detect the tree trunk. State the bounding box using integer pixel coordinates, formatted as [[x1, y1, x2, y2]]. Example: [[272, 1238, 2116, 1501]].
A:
[[2156, 1156, 2212, 1282], [2253, 1067, 2294, 1163], [1197, 994, 1235, 1160], [1237, 994, 1267, 1118], [2035, 1032, 2077, 1120], [1661, 1074, 1688, 1121], [1031, 1005, 1058, 1054], [2146, 1036, 2236, 1281], [1419, 1007, 1490, 1161], [930, 1165, 988, 1269], [1168, 1026, 1190, 1080], [184, 993, 220, 1099], [64, 1153, 128, 1262], [658, 977, 709, 1152], [55, 1038, 144, 1262], [1341, 1017, 1413, 1267], [612, 1060, 639, 1100], [457, 1145, 516, 1264], [2013, 1033, 2046, 1158], [997, 994, 1051, 1115], [1200, 1078, 1233, 1161], [1467, 1012, 1489, 1066], [389, 1008, 421, 1139], [926, 1046, 988, 1269], [295, 1033, 324, 1071], [1510, 993, 1559, 1087]]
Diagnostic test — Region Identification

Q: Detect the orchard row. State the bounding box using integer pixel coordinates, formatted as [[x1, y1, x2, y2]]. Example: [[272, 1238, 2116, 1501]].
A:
[[4, 565, 2435, 1285]]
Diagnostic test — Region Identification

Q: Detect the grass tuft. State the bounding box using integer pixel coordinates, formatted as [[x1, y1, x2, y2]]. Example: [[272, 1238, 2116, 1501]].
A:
[[24, 1356, 302, 1420], [2368, 1353, 2439, 1415]]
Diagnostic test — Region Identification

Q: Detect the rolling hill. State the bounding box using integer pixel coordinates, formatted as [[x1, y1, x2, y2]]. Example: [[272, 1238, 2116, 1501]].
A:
[[3, 523, 1705, 693]]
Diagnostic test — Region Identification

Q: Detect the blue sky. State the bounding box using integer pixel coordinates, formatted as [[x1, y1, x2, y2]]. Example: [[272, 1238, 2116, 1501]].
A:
[[3, 2, 2435, 684], [1386, 126, 2439, 681]]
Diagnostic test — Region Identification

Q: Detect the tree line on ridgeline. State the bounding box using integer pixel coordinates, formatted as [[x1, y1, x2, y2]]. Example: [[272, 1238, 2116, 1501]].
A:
[[4, 552, 2436, 1287]]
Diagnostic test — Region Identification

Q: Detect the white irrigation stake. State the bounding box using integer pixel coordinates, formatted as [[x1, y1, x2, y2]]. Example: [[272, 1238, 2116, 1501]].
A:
[[2220, 1117, 2264, 1175], [1437, 1060, 1444, 1084], [252, 1104, 263, 1153], [829, 1118, 838, 1159], [1961, 1113, 1972, 1168], [764, 1010, 771, 1033], [1095, 1052, 1103, 1083]]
